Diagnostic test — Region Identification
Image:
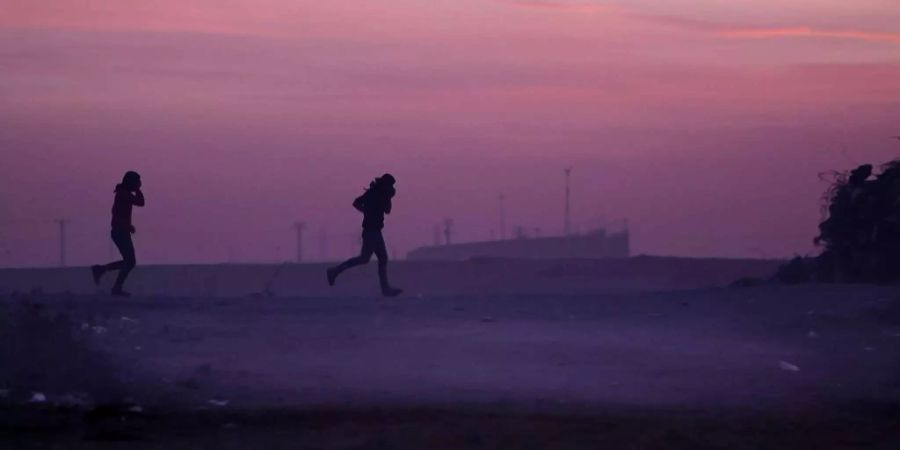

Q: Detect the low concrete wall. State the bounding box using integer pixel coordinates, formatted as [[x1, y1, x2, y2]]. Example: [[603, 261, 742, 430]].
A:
[[408, 232, 630, 261]]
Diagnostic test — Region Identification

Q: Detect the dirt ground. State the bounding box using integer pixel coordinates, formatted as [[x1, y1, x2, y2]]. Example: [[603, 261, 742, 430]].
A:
[[0, 263, 899, 448]]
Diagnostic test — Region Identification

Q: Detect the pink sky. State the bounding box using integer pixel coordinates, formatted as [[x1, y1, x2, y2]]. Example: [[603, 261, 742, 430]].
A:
[[1, 0, 899, 266]]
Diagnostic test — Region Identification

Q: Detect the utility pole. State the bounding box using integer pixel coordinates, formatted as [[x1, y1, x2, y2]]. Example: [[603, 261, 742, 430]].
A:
[[443, 218, 454, 245], [55, 219, 68, 267], [296, 222, 308, 263], [564, 168, 572, 236], [499, 194, 506, 241], [515, 225, 525, 239]]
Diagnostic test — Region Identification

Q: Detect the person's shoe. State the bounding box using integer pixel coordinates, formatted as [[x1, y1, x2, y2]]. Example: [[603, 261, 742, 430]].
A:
[[91, 265, 104, 285], [111, 288, 131, 297], [326, 268, 338, 287], [381, 287, 403, 297]]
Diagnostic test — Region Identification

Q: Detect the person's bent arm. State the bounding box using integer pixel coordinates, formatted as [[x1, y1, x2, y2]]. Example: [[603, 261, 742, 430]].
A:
[[132, 189, 145, 207], [352, 195, 365, 212], [384, 197, 392, 215]]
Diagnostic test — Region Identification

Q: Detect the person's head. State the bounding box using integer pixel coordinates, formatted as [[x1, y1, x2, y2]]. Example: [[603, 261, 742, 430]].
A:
[[371, 173, 396, 196], [376, 173, 396, 187], [121, 171, 142, 191]]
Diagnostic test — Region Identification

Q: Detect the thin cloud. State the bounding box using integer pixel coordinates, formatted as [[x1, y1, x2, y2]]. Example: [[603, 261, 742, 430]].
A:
[[717, 27, 900, 45], [511, 0, 614, 13], [632, 14, 900, 45], [506, 0, 900, 45]]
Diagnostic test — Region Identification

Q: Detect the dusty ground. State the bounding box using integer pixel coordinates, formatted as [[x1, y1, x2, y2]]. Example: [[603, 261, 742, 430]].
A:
[[0, 263, 899, 448]]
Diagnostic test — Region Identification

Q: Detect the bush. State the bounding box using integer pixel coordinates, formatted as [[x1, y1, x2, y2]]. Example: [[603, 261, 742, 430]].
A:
[[811, 159, 900, 283]]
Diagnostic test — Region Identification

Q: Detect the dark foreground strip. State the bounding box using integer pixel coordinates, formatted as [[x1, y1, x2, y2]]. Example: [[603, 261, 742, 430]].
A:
[[1, 402, 899, 450]]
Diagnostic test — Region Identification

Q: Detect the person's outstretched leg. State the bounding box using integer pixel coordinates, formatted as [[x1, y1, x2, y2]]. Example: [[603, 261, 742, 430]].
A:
[[373, 232, 401, 297], [327, 237, 374, 286], [110, 230, 136, 296], [92, 264, 109, 285], [92, 260, 122, 285], [92, 232, 129, 285]]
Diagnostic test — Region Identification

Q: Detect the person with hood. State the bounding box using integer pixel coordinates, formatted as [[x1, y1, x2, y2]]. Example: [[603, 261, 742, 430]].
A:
[[91, 171, 144, 296], [327, 174, 402, 297]]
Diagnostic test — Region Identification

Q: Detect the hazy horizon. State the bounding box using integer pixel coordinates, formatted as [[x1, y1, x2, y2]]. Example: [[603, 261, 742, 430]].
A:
[[2, 0, 900, 267]]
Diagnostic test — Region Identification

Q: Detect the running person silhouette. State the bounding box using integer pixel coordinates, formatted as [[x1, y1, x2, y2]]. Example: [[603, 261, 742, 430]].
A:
[[327, 174, 403, 297], [91, 171, 144, 296]]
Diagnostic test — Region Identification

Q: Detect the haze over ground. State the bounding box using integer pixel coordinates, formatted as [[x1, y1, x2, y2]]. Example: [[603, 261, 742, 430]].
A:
[[2, 0, 899, 267]]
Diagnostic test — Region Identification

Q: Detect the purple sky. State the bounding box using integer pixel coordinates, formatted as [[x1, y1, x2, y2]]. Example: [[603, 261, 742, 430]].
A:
[[2, 0, 899, 266]]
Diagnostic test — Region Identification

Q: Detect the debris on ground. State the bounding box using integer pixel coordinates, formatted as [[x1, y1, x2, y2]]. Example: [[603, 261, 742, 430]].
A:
[[29, 392, 47, 403], [58, 392, 92, 408], [778, 361, 800, 372], [208, 399, 229, 407]]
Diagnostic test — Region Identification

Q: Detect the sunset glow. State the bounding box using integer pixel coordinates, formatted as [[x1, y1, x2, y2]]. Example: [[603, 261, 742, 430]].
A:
[[2, 0, 899, 266]]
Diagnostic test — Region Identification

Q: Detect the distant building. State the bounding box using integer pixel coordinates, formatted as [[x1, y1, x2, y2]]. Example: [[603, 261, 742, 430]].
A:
[[406, 228, 630, 261]]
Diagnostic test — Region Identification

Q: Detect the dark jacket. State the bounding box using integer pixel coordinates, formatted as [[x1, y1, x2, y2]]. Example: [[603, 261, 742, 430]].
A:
[[111, 185, 145, 231], [354, 187, 393, 231]]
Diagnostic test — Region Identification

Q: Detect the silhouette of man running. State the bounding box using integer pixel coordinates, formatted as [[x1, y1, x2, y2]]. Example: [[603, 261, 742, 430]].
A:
[[91, 171, 144, 296], [327, 174, 403, 297]]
